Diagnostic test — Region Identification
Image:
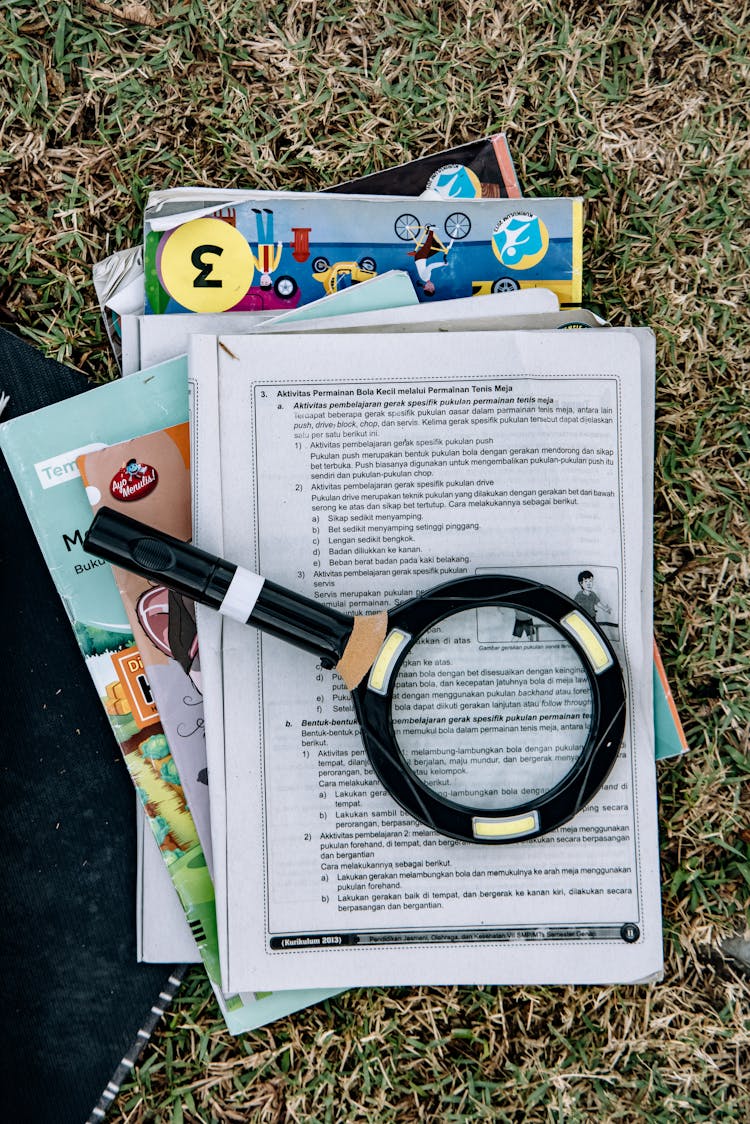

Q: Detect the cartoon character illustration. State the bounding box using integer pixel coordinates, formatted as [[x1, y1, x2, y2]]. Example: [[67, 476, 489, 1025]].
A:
[[110, 458, 159, 501], [136, 585, 202, 696], [124, 458, 148, 479], [311, 256, 377, 294], [574, 570, 612, 622], [250, 208, 283, 289], [232, 212, 300, 308], [405, 224, 454, 296], [512, 610, 537, 641]]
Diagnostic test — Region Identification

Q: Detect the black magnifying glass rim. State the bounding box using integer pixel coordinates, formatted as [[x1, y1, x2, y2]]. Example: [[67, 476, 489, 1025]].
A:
[[350, 574, 627, 844]]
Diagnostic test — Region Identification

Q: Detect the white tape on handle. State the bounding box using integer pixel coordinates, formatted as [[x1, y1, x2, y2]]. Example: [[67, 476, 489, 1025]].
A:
[[219, 567, 265, 623]]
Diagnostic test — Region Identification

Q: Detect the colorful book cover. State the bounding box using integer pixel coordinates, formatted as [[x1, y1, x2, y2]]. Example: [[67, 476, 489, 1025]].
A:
[[653, 640, 689, 758], [77, 425, 214, 871], [0, 359, 341, 1033], [144, 192, 582, 315]]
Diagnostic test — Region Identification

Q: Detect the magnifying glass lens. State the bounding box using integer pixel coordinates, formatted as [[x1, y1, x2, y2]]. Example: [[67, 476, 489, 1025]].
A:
[[390, 607, 594, 811]]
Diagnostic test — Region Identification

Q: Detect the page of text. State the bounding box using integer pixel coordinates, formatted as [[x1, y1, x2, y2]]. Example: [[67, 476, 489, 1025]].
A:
[[214, 331, 660, 991]]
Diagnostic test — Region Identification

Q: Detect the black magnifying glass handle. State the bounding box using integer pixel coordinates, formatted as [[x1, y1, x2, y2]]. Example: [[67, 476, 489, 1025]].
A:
[[84, 507, 355, 668]]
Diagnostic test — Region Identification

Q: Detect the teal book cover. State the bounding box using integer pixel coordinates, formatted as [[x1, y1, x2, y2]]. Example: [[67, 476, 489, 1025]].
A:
[[0, 359, 340, 1033]]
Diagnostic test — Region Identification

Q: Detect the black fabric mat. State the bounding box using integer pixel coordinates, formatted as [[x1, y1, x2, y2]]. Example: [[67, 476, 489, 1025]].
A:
[[0, 326, 180, 1122]]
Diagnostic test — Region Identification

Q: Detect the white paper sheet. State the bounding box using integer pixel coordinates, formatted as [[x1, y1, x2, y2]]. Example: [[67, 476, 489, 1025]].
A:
[[193, 329, 661, 993], [255, 287, 559, 333]]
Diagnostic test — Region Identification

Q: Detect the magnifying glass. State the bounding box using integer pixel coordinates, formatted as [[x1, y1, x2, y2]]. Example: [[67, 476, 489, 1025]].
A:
[[84, 508, 626, 845]]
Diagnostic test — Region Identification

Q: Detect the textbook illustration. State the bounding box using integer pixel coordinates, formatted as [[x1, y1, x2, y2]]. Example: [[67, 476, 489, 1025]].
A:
[[144, 193, 582, 315]]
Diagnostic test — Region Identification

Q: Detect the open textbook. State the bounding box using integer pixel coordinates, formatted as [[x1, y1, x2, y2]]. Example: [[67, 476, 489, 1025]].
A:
[[190, 328, 663, 993]]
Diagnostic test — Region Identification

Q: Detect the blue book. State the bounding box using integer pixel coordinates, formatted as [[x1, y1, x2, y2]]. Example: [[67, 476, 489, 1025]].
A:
[[144, 190, 583, 314]]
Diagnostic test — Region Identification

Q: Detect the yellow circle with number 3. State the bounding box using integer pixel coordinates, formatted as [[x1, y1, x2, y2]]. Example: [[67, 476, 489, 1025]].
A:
[[160, 217, 255, 312]]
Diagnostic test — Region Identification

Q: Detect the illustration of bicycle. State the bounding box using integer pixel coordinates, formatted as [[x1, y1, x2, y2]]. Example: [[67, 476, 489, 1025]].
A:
[[394, 212, 472, 242]]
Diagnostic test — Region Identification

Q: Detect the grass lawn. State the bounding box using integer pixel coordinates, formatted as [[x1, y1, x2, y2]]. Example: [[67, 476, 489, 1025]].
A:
[[1, 1, 748, 1120]]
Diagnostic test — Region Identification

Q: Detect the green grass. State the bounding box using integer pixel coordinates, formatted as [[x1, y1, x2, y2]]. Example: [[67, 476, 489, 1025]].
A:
[[2, 0, 749, 1120]]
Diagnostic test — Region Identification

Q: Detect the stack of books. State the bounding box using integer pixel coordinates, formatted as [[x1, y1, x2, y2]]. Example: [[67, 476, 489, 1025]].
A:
[[1, 136, 687, 1047]]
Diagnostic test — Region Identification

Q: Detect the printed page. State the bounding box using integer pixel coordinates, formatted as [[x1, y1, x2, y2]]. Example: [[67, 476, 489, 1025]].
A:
[[189, 336, 348, 1018], [137, 275, 417, 375], [138, 312, 276, 374], [173, 307, 566, 976], [188, 334, 231, 976], [186, 311, 611, 981], [148, 324, 655, 966], [213, 330, 661, 992], [139, 289, 557, 373]]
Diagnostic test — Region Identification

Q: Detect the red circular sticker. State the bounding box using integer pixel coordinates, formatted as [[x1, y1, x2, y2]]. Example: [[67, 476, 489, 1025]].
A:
[[110, 459, 158, 501]]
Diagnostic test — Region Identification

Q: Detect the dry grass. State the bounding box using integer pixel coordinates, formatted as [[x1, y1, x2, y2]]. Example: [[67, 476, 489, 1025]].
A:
[[1, 0, 749, 1120]]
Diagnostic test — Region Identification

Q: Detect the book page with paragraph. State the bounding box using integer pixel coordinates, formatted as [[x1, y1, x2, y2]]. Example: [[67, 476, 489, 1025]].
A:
[[204, 329, 662, 992]]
